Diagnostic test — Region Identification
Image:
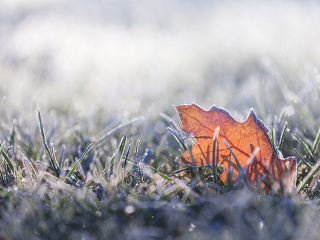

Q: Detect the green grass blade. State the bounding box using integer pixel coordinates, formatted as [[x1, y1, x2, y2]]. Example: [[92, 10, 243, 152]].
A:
[[123, 145, 131, 170], [297, 162, 320, 193], [135, 140, 142, 180], [294, 148, 312, 169], [106, 155, 116, 176], [37, 110, 46, 143], [37, 110, 60, 176], [312, 127, 320, 154], [149, 165, 169, 180], [278, 121, 288, 151], [115, 135, 126, 175], [0, 170, 4, 185], [289, 129, 315, 162], [43, 139, 60, 176], [64, 143, 93, 183], [118, 135, 127, 159], [4, 164, 10, 186], [103, 136, 127, 176], [1, 149, 14, 173], [167, 127, 188, 151]]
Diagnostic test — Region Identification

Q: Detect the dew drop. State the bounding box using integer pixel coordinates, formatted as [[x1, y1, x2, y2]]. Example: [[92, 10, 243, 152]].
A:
[[95, 211, 102, 217], [188, 222, 196, 232], [259, 219, 264, 230], [125, 205, 135, 215]]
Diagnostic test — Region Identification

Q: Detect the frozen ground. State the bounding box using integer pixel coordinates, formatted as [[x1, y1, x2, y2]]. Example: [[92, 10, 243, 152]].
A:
[[1, 2, 320, 239]]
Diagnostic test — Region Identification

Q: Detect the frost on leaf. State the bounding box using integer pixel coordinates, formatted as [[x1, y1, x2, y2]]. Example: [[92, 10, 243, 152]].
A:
[[175, 103, 296, 193]]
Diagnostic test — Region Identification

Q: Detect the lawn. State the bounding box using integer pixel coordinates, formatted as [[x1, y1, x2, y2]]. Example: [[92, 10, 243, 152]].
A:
[[1, 1, 320, 239]]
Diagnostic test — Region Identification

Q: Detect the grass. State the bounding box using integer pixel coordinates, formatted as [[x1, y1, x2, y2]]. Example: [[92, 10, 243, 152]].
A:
[[2, 2, 320, 239], [0, 77, 320, 240]]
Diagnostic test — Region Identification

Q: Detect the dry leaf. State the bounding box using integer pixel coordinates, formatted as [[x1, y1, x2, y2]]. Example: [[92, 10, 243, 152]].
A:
[[175, 103, 296, 193]]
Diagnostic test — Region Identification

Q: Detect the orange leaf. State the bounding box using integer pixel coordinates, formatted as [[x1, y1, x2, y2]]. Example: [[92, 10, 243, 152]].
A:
[[175, 103, 296, 193]]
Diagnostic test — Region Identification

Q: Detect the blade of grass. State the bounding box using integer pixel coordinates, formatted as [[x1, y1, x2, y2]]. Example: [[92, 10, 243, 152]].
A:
[[297, 161, 320, 193], [294, 148, 312, 169], [149, 165, 170, 180], [122, 145, 131, 180], [223, 139, 250, 188], [1, 149, 14, 173], [0, 170, 4, 186], [115, 135, 126, 176], [312, 127, 320, 154], [22, 158, 36, 183], [278, 108, 287, 127], [189, 146, 197, 179], [160, 112, 183, 139], [4, 164, 9, 186], [51, 143, 58, 168], [234, 147, 260, 190], [37, 110, 47, 144], [123, 145, 131, 171], [223, 140, 242, 170], [118, 136, 127, 159], [289, 129, 315, 162], [37, 110, 60, 176], [212, 127, 220, 185], [167, 127, 188, 151], [169, 167, 189, 177], [135, 140, 142, 180], [0, 145, 14, 173], [64, 143, 93, 183], [260, 176, 272, 192], [104, 136, 127, 176], [5, 146, 12, 155], [226, 149, 233, 191], [94, 117, 144, 147], [93, 152, 105, 179], [271, 125, 278, 154], [278, 121, 288, 151]]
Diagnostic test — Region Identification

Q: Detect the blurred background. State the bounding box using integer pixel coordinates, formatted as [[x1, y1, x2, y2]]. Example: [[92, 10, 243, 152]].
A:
[[1, 2, 320, 239], [1, 0, 320, 127]]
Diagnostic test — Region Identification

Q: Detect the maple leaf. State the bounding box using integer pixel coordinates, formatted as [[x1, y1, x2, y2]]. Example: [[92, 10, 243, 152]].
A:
[[175, 103, 296, 193]]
